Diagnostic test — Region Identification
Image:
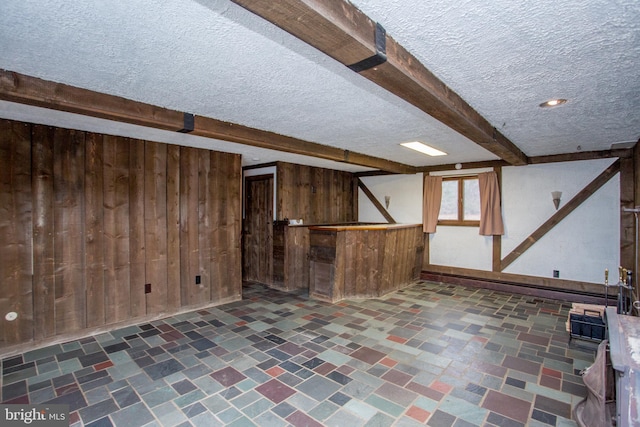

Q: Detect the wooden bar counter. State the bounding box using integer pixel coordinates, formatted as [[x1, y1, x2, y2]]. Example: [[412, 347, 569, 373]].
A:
[[308, 224, 424, 302]]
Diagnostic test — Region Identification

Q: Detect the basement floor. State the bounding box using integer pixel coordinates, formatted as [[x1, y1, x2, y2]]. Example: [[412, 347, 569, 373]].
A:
[[1, 281, 596, 427]]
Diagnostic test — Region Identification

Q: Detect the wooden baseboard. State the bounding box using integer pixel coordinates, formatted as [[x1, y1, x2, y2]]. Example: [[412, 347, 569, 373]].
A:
[[421, 269, 612, 305]]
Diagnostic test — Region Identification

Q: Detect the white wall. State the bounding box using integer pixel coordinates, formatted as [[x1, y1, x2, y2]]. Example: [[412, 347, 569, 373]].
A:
[[358, 173, 423, 224], [429, 227, 494, 270], [359, 158, 620, 284], [501, 159, 619, 283]]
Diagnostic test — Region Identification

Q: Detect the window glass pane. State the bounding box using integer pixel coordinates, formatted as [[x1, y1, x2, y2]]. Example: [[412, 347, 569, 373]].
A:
[[439, 180, 458, 220], [463, 178, 480, 220]]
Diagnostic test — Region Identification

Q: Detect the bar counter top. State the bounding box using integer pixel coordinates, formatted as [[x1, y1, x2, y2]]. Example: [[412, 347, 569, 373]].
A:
[[308, 223, 421, 232]]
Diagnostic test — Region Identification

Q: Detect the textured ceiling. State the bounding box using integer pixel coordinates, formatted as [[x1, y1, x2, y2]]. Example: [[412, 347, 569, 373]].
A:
[[0, 0, 638, 172], [351, 0, 640, 156]]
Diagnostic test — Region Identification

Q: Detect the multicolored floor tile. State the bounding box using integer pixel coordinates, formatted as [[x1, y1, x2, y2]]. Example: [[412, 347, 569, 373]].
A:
[[1, 281, 596, 426]]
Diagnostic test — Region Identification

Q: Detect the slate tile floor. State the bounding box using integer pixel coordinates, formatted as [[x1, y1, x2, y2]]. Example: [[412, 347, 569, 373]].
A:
[[1, 281, 596, 426]]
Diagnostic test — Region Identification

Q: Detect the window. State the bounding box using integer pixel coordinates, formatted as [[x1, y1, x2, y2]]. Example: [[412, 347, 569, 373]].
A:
[[438, 176, 480, 226]]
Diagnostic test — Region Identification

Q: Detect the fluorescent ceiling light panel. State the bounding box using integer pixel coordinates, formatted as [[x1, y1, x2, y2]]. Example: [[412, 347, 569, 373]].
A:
[[400, 141, 447, 156]]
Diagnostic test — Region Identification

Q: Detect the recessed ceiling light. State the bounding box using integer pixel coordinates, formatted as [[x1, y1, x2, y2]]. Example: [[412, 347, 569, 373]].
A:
[[400, 141, 447, 156], [539, 98, 568, 108]]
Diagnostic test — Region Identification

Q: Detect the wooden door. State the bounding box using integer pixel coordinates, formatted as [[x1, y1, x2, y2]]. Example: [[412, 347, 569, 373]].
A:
[[243, 175, 273, 284]]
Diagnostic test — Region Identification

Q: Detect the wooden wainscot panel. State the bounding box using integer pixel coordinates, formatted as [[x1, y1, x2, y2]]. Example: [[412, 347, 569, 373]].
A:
[[333, 231, 347, 302], [414, 230, 425, 279], [195, 148, 213, 305], [103, 134, 131, 324], [343, 229, 358, 298], [272, 221, 287, 288], [144, 141, 168, 315], [53, 128, 86, 335], [129, 137, 147, 317], [309, 229, 337, 263], [309, 229, 338, 301], [165, 144, 181, 311], [272, 223, 311, 292], [211, 151, 242, 302], [380, 227, 398, 294], [0, 120, 34, 346], [180, 146, 200, 307], [32, 125, 55, 341], [310, 261, 335, 301], [286, 226, 310, 291], [84, 132, 106, 328]]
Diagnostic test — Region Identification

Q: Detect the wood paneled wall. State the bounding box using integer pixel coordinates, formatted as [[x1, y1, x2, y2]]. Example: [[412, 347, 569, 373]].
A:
[[277, 162, 356, 224], [0, 119, 242, 350]]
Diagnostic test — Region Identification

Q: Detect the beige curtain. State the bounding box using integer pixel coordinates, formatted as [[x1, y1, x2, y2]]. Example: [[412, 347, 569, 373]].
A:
[[423, 175, 442, 233], [478, 171, 504, 235]]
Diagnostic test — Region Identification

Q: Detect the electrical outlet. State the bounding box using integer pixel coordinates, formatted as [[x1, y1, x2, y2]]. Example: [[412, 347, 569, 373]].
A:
[[145, 283, 151, 294], [195, 275, 201, 285], [553, 270, 560, 278]]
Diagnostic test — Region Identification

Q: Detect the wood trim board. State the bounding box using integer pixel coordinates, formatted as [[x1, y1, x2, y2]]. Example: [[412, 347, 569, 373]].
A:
[[0, 69, 415, 174]]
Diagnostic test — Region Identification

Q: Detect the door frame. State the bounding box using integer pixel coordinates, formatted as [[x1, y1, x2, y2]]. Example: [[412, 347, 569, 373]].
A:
[[242, 174, 275, 284]]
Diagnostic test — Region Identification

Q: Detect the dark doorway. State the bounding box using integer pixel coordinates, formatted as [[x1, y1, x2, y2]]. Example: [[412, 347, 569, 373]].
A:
[[242, 174, 274, 285]]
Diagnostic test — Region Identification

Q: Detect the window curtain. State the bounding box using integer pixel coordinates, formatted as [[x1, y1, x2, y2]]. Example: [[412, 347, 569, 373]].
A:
[[478, 171, 504, 236], [423, 175, 442, 233]]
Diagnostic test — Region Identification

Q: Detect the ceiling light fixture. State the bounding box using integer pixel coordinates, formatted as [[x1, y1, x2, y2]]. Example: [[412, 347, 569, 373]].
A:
[[539, 98, 568, 108], [400, 141, 447, 156]]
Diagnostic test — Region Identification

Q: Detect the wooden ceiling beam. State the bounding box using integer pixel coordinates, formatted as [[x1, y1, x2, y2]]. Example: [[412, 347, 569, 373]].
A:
[[418, 160, 509, 173], [416, 148, 629, 173], [0, 69, 416, 174], [528, 148, 632, 164], [231, 0, 528, 166]]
